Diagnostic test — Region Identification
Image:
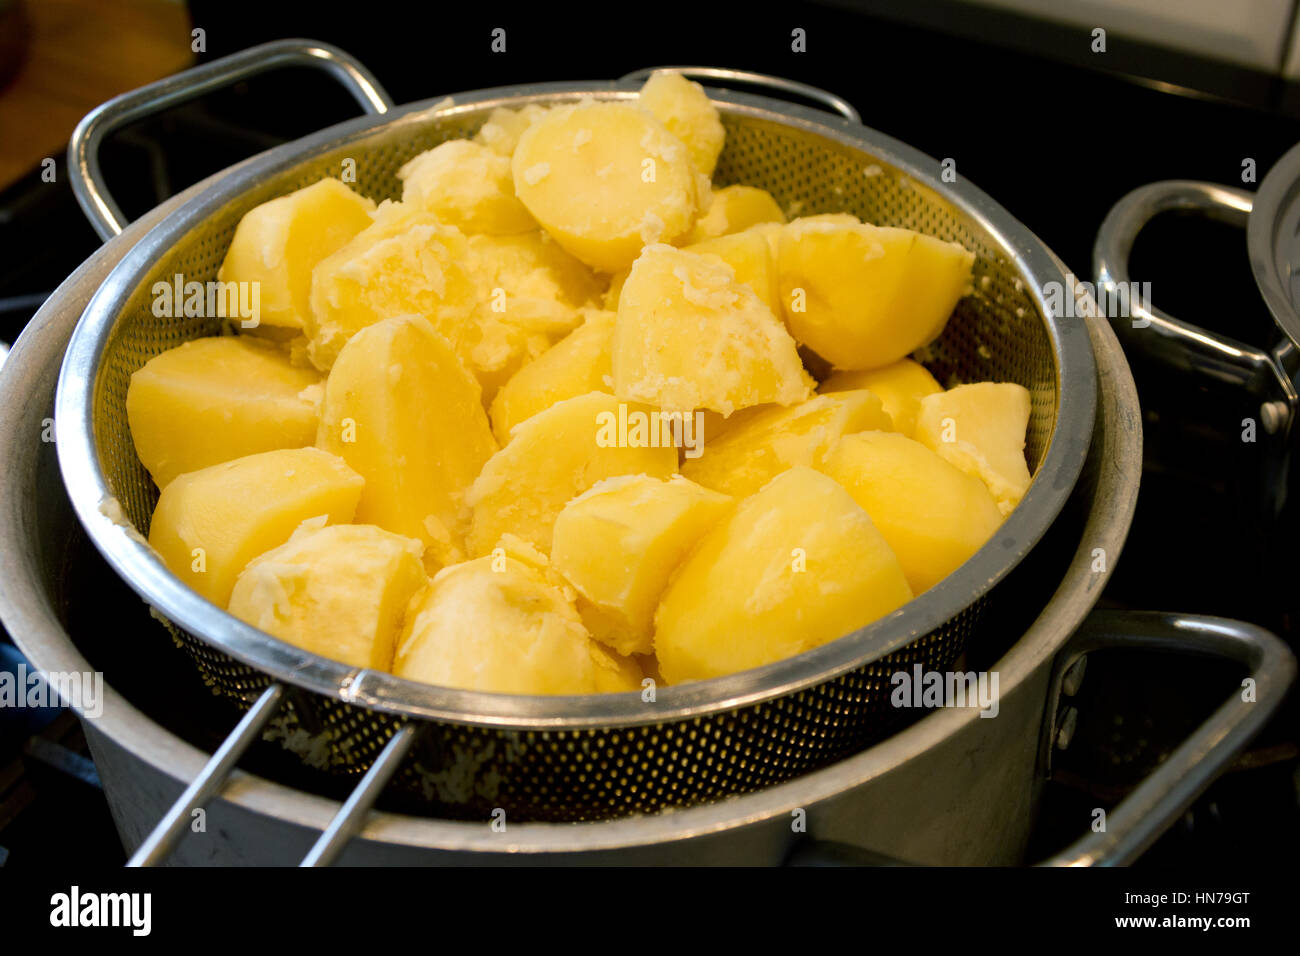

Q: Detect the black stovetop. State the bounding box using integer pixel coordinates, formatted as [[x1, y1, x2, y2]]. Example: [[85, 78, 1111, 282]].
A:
[[1, 1, 1297, 867]]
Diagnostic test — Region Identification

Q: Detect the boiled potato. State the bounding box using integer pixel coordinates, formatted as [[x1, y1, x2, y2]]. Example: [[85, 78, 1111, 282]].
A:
[[217, 178, 375, 331], [463, 230, 603, 331], [777, 219, 975, 369], [551, 474, 732, 656], [683, 390, 892, 497], [821, 358, 943, 437], [127, 336, 321, 489], [474, 104, 550, 157], [305, 200, 479, 370], [512, 101, 699, 272], [317, 315, 496, 560], [613, 244, 812, 415], [683, 229, 780, 315], [654, 467, 912, 683], [398, 139, 536, 235], [488, 309, 616, 443], [914, 382, 1032, 515], [228, 522, 426, 670], [638, 72, 726, 177], [819, 431, 1003, 594], [466, 391, 678, 556], [393, 554, 642, 694], [684, 185, 785, 243], [148, 447, 363, 606]]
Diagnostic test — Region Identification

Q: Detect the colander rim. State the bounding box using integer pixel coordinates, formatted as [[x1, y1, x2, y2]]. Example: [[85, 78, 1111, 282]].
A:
[[55, 79, 1096, 729]]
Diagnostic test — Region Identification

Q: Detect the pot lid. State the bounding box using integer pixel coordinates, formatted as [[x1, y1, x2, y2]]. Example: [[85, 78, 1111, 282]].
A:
[[1248, 139, 1300, 352]]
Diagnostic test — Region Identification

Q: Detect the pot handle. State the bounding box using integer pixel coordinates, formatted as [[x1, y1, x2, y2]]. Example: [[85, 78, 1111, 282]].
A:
[[1092, 181, 1297, 434], [68, 38, 394, 242], [790, 609, 1295, 867], [619, 66, 860, 124]]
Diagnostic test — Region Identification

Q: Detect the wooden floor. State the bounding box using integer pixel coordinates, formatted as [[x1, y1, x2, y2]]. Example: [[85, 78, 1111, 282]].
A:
[[0, 0, 194, 190]]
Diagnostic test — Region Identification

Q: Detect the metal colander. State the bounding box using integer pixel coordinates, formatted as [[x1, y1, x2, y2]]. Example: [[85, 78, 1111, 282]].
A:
[[57, 47, 1095, 824]]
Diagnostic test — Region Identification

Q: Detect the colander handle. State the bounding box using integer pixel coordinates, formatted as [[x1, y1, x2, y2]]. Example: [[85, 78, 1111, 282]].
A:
[[68, 38, 394, 242], [1038, 610, 1295, 867], [619, 67, 860, 124], [1093, 180, 1297, 438]]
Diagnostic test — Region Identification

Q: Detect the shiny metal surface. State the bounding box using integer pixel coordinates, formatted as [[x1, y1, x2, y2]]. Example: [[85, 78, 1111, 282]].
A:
[[68, 39, 393, 240], [1042, 611, 1295, 867], [1249, 139, 1300, 355], [1093, 180, 1298, 440], [55, 45, 1096, 820]]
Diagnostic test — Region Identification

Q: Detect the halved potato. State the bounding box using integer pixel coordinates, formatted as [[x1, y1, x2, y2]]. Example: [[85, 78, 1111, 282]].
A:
[[613, 244, 812, 415], [217, 178, 375, 331], [127, 336, 322, 488], [148, 447, 363, 606], [637, 71, 726, 177], [551, 474, 732, 656], [488, 309, 616, 443], [682, 390, 892, 497], [683, 229, 780, 315], [398, 139, 536, 235], [393, 554, 642, 694], [820, 358, 943, 437], [316, 314, 496, 559], [305, 201, 479, 370], [466, 390, 678, 556], [654, 466, 912, 683], [914, 382, 1033, 515], [512, 101, 699, 272], [228, 522, 426, 670], [684, 185, 785, 243], [820, 430, 1003, 593], [777, 219, 975, 369]]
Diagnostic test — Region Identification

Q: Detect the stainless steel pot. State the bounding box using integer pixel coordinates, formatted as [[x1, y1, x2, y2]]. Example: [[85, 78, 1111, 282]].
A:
[[0, 43, 1291, 866]]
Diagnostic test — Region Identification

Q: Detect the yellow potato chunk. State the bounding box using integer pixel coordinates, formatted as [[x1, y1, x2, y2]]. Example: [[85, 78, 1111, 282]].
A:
[[551, 475, 732, 656], [317, 315, 496, 557], [684, 185, 785, 243], [683, 390, 892, 497], [127, 336, 322, 489], [473, 104, 550, 157], [398, 139, 535, 235], [463, 230, 603, 331], [512, 102, 699, 272], [914, 382, 1033, 515], [821, 358, 943, 437], [613, 244, 812, 415], [637, 72, 726, 177], [227, 522, 426, 670], [148, 447, 363, 607], [820, 431, 1003, 593], [684, 229, 780, 315], [217, 178, 375, 331], [654, 467, 912, 683], [466, 391, 678, 556], [393, 554, 642, 694], [777, 219, 975, 369], [488, 309, 616, 443], [305, 200, 479, 370]]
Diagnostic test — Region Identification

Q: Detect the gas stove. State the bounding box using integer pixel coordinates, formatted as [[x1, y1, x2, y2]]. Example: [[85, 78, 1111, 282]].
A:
[[1, 1, 1297, 870]]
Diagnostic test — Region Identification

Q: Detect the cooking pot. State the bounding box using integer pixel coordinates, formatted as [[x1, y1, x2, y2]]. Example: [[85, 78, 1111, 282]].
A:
[[0, 41, 1291, 865]]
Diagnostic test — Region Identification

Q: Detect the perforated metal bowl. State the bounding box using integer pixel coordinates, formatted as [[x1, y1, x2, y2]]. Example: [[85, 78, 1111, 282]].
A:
[[56, 44, 1096, 823]]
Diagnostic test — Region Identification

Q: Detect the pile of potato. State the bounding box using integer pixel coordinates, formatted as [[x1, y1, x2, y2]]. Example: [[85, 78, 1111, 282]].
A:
[[128, 73, 1032, 694]]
